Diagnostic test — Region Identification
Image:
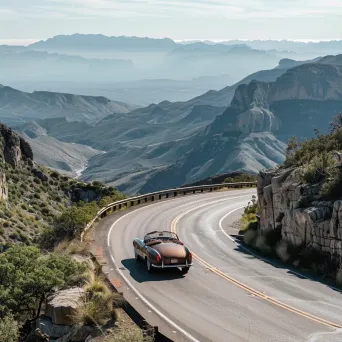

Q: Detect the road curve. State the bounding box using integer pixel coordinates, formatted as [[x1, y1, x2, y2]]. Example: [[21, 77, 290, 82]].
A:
[[105, 189, 342, 342]]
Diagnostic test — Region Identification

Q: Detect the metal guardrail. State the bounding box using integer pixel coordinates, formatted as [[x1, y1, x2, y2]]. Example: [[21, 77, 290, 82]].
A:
[[81, 181, 257, 241]]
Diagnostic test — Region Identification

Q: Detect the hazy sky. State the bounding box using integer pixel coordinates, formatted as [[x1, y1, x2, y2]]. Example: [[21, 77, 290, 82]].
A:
[[1, 0, 342, 44]]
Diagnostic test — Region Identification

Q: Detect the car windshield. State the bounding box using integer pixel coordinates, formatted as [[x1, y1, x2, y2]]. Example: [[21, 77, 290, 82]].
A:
[[144, 231, 178, 242]]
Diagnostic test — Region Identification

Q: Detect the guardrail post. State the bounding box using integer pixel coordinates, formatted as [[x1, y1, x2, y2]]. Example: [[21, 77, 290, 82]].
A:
[[209, 187, 213, 192], [174, 192, 177, 197], [201, 188, 203, 193], [118, 204, 122, 210], [183, 191, 186, 195], [137, 199, 141, 204], [193, 190, 196, 194], [158, 194, 162, 200], [145, 197, 148, 203], [151, 196, 155, 202], [130, 200, 134, 207], [166, 193, 169, 198]]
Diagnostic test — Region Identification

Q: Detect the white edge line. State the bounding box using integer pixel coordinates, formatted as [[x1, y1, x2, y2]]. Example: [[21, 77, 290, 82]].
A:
[[106, 192, 254, 342], [107, 206, 200, 342], [108, 253, 200, 342], [218, 208, 342, 293]]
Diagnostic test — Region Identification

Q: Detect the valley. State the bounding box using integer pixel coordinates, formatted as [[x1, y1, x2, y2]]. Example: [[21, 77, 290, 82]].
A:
[[3, 51, 340, 194]]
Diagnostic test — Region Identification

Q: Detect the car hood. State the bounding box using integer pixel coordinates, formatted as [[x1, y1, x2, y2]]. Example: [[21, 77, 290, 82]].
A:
[[152, 242, 186, 258]]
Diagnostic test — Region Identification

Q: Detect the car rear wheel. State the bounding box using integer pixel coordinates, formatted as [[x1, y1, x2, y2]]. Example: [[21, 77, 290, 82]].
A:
[[181, 267, 190, 274], [146, 258, 153, 273]]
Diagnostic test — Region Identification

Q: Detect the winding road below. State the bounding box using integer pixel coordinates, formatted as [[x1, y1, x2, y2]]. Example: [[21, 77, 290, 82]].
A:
[[102, 189, 342, 342]]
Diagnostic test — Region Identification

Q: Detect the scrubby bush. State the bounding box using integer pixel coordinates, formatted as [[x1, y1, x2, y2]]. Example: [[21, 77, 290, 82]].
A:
[[0, 315, 19, 342]]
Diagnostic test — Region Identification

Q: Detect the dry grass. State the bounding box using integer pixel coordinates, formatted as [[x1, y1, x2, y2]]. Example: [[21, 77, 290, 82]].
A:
[[71, 266, 124, 326]]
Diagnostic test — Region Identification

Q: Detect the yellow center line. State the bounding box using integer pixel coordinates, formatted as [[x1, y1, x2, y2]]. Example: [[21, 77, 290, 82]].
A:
[[171, 207, 342, 330]]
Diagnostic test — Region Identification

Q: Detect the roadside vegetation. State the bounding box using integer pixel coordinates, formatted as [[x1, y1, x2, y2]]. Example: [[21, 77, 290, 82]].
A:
[[239, 196, 258, 233], [284, 113, 342, 199], [224, 173, 257, 183]]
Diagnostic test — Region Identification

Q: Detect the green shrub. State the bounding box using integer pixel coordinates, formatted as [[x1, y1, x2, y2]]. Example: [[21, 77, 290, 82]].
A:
[[0, 315, 19, 342], [50, 171, 60, 179], [321, 169, 342, 199], [0, 246, 87, 319]]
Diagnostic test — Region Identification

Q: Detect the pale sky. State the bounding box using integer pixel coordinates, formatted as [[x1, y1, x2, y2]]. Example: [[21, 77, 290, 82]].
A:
[[1, 0, 342, 44]]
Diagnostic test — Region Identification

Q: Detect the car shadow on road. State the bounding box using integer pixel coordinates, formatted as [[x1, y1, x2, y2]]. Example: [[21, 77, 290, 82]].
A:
[[232, 241, 342, 294], [121, 258, 185, 283]]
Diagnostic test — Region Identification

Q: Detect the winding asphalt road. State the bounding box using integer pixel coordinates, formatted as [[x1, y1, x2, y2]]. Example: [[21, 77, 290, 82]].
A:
[[105, 189, 342, 342]]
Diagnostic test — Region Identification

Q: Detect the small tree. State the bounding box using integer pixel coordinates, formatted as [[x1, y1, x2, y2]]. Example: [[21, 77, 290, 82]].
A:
[[0, 246, 87, 320]]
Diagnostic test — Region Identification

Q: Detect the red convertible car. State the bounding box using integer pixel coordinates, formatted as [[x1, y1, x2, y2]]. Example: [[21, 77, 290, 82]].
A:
[[133, 231, 193, 274]]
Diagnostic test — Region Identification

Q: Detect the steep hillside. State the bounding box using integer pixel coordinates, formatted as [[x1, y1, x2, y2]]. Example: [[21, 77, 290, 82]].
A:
[[140, 63, 342, 192], [0, 85, 135, 125], [0, 122, 124, 246], [16, 121, 102, 176]]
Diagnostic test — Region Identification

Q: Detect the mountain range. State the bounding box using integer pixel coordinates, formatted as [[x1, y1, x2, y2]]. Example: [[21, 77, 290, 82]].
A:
[[10, 53, 342, 194], [4, 34, 336, 107]]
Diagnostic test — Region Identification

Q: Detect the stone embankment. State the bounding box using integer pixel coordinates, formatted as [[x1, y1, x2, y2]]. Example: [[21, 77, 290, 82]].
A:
[[258, 167, 342, 259]]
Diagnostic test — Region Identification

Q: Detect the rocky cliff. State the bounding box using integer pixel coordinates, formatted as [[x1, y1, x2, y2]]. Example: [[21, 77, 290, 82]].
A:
[[258, 167, 342, 259], [232, 63, 342, 135], [0, 123, 33, 167]]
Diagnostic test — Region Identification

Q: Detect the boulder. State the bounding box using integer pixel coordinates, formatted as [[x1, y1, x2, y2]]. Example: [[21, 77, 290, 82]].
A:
[[36, 316, 92, 342], [45, 288, 84, 325]]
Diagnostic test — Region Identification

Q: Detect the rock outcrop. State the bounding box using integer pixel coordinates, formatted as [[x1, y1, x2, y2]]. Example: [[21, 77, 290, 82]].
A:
[[258, 167, 342, 259], [0, 172, 8, 202], [45, 287, 84, 325], [0, 123, 33, 167]]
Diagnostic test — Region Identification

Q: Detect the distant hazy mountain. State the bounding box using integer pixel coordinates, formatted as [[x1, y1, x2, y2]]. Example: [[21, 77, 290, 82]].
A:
[[0, 85, 135, 125], [24, 34, 297, 88], [222, 40, 342, 55], [29, 34, 177, 51], [0, 45, 134, 86], [140, 62, 342, 192]]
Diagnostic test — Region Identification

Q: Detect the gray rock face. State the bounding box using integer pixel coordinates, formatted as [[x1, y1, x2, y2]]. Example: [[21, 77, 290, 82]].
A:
[[0, 172, 8, 202], [36, 316, 92, 342], [0, 123, 33, 167], [45, 288, 84, 325], [258, 167, 342, 259]]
